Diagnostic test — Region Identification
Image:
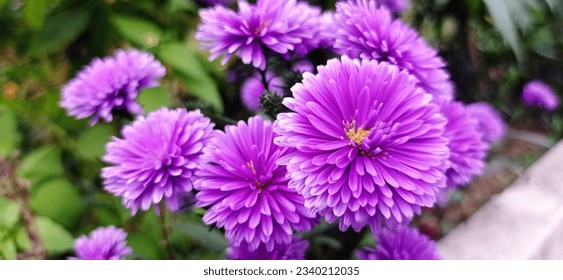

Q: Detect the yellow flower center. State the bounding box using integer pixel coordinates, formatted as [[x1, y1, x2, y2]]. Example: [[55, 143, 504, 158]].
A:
[[345, 121, 371, 146]]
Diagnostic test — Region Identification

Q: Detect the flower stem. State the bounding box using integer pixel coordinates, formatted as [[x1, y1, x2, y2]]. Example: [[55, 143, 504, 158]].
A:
[[158, 202, 175, 259]]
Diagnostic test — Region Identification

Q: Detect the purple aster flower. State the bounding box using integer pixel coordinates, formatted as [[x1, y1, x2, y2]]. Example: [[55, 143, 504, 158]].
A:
[[318, 11, 338, 50], [376, 0, 410, 13], [334, 0, 454, 101], [522, 80, 560, 111], [60, 49, 166, 125], [70, 226, 132, 260], [437, 100, 487, 189], [102, 108, 214, 214], [241, 72, 284, 111], [292, 60, 314, 73], [274, 57, 449, 232], [195, 116, 316, 251], [195, 0, 321, 70], [197, 0, 232, 6], [356, 225, 442, 260], [227, 236, 309, 260], [465, 102, 507, 145]]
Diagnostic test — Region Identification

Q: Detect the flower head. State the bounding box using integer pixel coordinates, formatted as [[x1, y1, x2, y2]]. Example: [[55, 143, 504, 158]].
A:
[[196, 0, 321, 70], [465, 102, 506, 145], [334, 0, 453, 101], [317, 11, 338, 51], [195, 116, 316, 251], [197, 0, 232, 6], [227, 236, 309, 260], [241, 72, 284, 111], [522, 80, 560, 111], [274, 57, 449, 232], [60, 49, 165, 125], [377, 0, 410, 13], [438, 100, 487, 189], [71, 226, 132, 260], [102, 108, 214, 214], [356, 225, 441, 260]]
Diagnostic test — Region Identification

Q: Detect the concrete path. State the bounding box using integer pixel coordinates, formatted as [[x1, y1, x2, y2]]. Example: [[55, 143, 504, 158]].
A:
[[438, 141, 563, 259]]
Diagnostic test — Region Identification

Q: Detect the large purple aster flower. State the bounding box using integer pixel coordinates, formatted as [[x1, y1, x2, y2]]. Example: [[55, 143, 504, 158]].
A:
[[71, 226, 132, 260], [465, 102, 507, 145], [356, 225, 442, 260], [274, 57, 449, 232], [196, 0, 321, 70], [60, 49, 166, 125], [334, 0, 454, 101], [241, 72, 284, 111], [438, 100, 487, 189], [195, 116, 316, 251], [102, 108, 214, 214], [522, 80, 560, 111], [227, 236, 309, 260]]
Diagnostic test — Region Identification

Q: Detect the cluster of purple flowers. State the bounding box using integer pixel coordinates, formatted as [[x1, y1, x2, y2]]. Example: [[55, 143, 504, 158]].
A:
[[62, 0, 556, 261]]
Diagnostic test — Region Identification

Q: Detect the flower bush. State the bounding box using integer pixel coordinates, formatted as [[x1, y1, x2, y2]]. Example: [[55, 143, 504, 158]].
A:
[[0, 0, 561, 260]]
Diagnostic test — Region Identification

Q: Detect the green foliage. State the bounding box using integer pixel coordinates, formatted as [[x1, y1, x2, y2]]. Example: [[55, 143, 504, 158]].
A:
[[157, 43, 224, 112], [0, 196, 20, 229], [17, 146, 64, 187], [29, 8, 91, 57], [137, 86, 173, 113], [35, 216, 74, 255], [0, 105, 20, 157], [173, 221, 228, 252], [30, 178, 85, 229], [111, 14, 163, 48], [23, 0, 48, 30]]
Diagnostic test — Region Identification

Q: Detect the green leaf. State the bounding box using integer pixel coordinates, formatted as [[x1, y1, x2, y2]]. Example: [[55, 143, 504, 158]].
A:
[[29, 9, 91, 57], [0, 196, 20, 229], [14, 227, 31, 252], [137, 86, 172, 113], [483, 0, 524, 63], [35, 216, 74, 255], [127, 233, 162, 260], [158, 43, 223, 112], [30, 178, 85, 229], [0, 240, 17, 260], [167, 0, 198, 13], [173, 221, 228, 251], [111, 14, 163, 48], [23, 0, 48, 30], [77, 124, 115, 159], [0, 105, 21, 157], [0, 0, 11, 8], [17, 146, 64, 187]]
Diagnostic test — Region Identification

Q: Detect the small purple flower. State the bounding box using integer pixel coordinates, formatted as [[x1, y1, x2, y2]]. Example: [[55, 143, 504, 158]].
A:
[[356, 225, 442, 260], [196, 0, 321, 70], [522, 80, 560, 111], [60, 49, 166, 125], [198, 0, 232, 6], [102, 108, 214, 214], [227, 236, 309, 260], [377, 0, 410, 13], [291, 60, 314, 73], [71, 226, 132, 260], [465, 102, 507, 145], [274, 57, 449, 232], [318, 11, 338, 51], [241, 72, 284, 111], [195, 116, 316, 251], [334, 0, 454, 101], [438, 100, 487, 189]]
